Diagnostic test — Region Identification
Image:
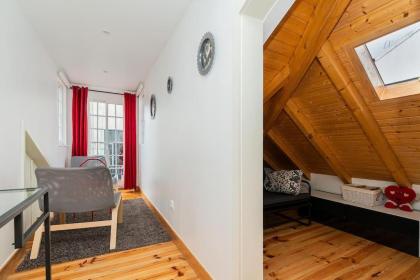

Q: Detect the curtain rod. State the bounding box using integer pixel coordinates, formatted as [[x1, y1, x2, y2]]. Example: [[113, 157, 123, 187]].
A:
[[70, 86, 124, 95]]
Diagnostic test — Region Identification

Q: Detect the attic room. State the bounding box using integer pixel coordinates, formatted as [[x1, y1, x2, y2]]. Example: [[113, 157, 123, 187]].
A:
[[262, 0, 420, 278]]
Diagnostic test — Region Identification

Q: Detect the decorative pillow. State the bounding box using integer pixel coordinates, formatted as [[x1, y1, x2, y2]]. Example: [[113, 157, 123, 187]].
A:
[[265, 170, 303, 195], [263, 168, 273, 190]]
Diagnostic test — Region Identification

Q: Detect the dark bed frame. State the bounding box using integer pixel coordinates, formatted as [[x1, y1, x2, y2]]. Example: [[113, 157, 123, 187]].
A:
[[263, 179, 312, 226]]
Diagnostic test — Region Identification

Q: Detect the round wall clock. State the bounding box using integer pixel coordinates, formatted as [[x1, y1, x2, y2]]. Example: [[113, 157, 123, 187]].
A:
[[167, 77, 173, 94], [150, 94, 156, 119], [197, 32, 215, 75]]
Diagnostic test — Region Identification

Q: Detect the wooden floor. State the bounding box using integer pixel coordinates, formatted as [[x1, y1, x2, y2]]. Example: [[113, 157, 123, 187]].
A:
[[5, 191, 420, 279], [264, 222, 420, 280], [7, 190, 199, 280]]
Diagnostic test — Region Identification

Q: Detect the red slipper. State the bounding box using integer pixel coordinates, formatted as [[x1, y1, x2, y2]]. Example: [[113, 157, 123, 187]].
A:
[[384, 200, 398, 209], [399, 203, 413, 212]]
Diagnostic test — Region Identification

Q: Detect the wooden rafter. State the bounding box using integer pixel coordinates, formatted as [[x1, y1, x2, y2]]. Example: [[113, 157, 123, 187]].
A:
[[285, 99, 351, 184], [263, 151, 283, 172], [264, 0, 351, 132], [268, 129, 311, 179], [264, 66, 290, 103], [317, 41, 412, 187]]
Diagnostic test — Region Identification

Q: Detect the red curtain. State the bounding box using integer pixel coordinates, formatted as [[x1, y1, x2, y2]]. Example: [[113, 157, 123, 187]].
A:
[[123, 93, 137, 189], [71, 86, 88, 156]]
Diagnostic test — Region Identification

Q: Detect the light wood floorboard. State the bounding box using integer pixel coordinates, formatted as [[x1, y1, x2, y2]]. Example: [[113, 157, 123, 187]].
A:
[[7, 190, 199, 280], [6, 191, 420, 279], [264, 222, 420, 280]]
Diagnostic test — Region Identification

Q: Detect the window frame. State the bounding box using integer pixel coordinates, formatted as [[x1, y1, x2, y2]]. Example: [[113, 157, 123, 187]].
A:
[[57, 79, 67, 146], [354, 22, 420, 101]]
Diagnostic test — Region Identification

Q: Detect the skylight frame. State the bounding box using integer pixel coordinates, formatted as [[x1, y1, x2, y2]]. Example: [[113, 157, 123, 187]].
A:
[[354, 21, 420, 101]]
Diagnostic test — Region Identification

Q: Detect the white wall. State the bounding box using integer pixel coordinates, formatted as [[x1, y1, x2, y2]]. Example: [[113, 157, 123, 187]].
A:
[[263, 0, 294, 42], [139, 0, 271, 278], [0, 0, 67, 267], [140, 1, 237, 279]]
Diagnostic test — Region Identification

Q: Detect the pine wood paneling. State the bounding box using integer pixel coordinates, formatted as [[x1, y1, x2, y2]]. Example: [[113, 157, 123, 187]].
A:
[[317, 41, 411, 186], [264, 0, 352, 131], [263, 0, 316, 87], [268, 129, 311, 178], [264, 0, 420, 183], [273, 113, 333, 175], [290, 61, 393, 181], [329, 0, 420, 183], [264, 136, 297, 171]]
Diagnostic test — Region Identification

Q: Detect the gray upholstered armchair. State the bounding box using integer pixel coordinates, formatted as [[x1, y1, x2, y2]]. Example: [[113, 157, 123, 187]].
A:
[[30, 167, 122, 259]]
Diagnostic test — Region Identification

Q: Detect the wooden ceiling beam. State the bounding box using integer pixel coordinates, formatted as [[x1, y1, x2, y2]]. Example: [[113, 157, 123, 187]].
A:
[[285, 99, 352, 184], [267, 129, 311, 179], [264, 66, 290, 104], [263, 151, 283, 172], [264, 0, 351, 133], [317, 41, 412, 187]]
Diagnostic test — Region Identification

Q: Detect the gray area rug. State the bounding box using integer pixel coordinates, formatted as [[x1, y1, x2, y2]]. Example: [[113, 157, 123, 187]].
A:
[[17, 198, 171, 271]]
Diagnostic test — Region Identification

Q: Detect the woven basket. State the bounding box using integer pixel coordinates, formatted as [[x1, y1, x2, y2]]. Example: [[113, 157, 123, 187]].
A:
[[342, 184, 385, 207]]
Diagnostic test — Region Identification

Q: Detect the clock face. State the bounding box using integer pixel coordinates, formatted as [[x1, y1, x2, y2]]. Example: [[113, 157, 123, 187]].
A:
[[197, 33, 215, 75], [150, 95, 156, 119]]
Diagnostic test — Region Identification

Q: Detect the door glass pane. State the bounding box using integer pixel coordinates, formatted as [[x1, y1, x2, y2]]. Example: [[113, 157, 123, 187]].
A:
[[90, 129, 97, 142], [116, 105, 123, 117], [92, 143, 98, 155], [117, 156, 123, 165], [98, 143, 105, 155], [116, 130, 123, 142], [98, 116, 106, 129], [90, 102, 97, 115], [98, 129, 105, 142], [108, 104, 115, 116], [117, 143, 123, 155], [98, 102, 106, 116], [90, 116, 97, 128], [89, 143, 96, 155], [116, 118, 123, 130], [108, 117, 115, 129]]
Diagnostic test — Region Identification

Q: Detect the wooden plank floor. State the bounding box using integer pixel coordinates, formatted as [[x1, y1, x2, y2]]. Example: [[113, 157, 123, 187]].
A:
[[7, 190, 199, 280], [6, 191, 420, 279], [264, 222, 420, 280]]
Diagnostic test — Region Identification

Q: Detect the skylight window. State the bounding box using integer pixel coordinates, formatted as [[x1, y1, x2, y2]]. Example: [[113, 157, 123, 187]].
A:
[[355, 21, 420, 100]]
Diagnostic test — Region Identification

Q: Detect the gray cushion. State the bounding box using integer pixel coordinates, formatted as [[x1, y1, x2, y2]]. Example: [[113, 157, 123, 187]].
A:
[[36, 167, 115, 213]]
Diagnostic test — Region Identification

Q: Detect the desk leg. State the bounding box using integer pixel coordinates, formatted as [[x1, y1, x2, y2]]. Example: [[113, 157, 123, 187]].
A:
[[13, 213, 23, 248], [43, 192, 51, 280]]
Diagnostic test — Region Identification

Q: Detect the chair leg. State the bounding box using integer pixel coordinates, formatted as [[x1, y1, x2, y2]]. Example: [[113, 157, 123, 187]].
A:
[[30, 224, 44, 260], [110, 196, 121, 250], [59, 213, 66, 224], [117, 200, 123, 224]]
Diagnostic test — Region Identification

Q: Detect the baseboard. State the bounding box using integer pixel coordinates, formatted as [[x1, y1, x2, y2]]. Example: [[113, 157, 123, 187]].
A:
[[141, 193, 212, 280]]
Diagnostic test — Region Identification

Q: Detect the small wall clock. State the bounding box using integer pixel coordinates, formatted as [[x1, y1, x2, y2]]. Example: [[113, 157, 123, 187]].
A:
[[197, 32, 215, 75], [150, 94, 156, 119]]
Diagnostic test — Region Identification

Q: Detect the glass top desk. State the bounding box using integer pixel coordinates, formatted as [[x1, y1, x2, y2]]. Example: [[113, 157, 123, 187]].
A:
[[0, 188, 51, 280]]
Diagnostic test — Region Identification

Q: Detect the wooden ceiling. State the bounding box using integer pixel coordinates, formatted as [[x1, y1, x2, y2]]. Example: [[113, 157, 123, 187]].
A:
[[263, 0, 420, 186]]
